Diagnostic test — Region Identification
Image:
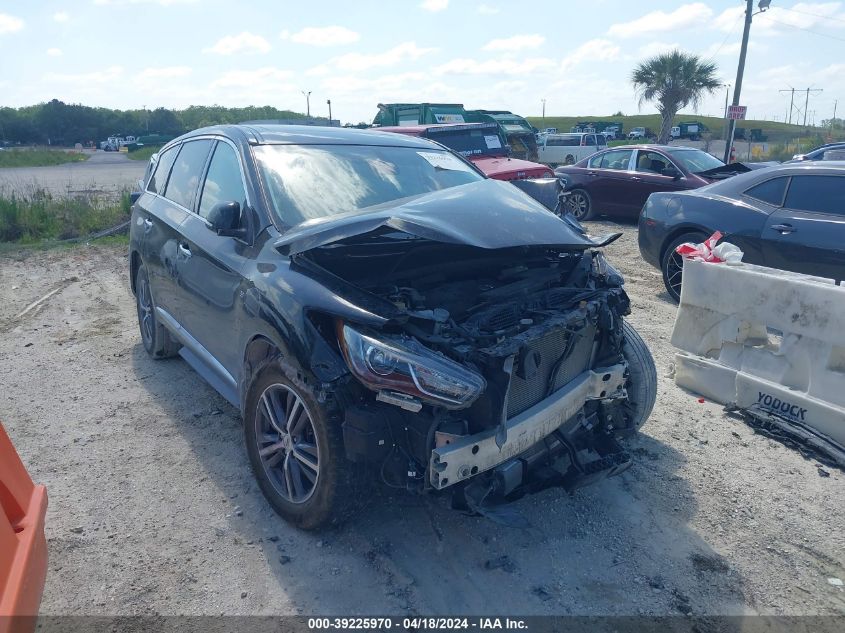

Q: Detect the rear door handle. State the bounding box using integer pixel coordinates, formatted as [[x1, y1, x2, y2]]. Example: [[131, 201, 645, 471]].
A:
[[143, 218, 153, 233], [178, 243, 192, 258], [631, 176, 642, 181], [587, 171, 598, 176], [770, 223, 795, 234]]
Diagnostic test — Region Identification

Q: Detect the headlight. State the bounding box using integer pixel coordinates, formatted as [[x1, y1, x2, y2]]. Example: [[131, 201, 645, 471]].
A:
[[338, 324, 485, 409]]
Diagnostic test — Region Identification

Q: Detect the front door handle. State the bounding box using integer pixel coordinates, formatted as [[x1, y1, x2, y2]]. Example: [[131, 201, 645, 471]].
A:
[[770, 223, 795, 234], [631, 176, 642, 181], [143, 218, 153, 233], [587, 171, 598, 176], [177, 243, 192, 259]]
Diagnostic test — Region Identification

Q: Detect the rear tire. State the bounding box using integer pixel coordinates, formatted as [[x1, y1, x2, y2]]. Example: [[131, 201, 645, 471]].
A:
[[244, 364, 354, 530], [661, 232, 706, 303], [567, 188, 594, 221], [135, 263, 180, 359], [620, 321, 657, 433], [564, 154, 576, 165]]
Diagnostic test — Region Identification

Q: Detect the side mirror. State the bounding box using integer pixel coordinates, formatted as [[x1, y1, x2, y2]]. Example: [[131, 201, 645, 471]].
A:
[[661, 167, 681, 180], [207, 201, 247, 239], [130, 190, 142, 205]]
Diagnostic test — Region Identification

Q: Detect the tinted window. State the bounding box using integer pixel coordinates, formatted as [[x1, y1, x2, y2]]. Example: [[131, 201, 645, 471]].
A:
[[744, 177, 788, 206], [146, 146, 178, 195], [784, 176, 845, 215], [546, 135, 580, 147], [586, 135, 597, 146], [597, 134, 607, 146], [164, 140, 213, 209], [255, 144, 483, 226], [198, 142, 247, 220], [599, 149, 633, 170]]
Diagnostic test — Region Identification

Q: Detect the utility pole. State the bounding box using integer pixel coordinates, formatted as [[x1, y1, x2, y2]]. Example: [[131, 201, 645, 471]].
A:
[[327, 99, 332, 125], [802, 87, 822, 126], [779, 87, 796, 124], [722, 83, 731, 142], [541, 98, 546, 123], [832, 100, 839, 137], [723, 0, 764, 163], [301, 90, 312, 118]]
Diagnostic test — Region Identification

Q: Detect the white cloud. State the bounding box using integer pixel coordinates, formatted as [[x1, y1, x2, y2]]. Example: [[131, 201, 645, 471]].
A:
[[44, 65, 123, 83], [283, 26, 360, 46], [0, 13, 24, 34], [420, 0, 448, 12], [46, 48, 63, 56], [477, 4, 499, 14], [203, 32, 271, 55], [638, 41, 680, 58], [211, 67, 292, 88], [482, 34, 544, 52], [330, 42, 437, 72], [53, 12, 70, 23], [137, 66, 192, 80], [608, 3, 713, 38], [561, 39, 620, 70], [437, 57, 556, 76]]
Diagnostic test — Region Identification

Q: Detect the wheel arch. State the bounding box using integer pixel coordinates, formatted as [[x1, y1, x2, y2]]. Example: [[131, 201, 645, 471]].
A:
[[658, 225, 710, 266], [129, 250, 142, 295]]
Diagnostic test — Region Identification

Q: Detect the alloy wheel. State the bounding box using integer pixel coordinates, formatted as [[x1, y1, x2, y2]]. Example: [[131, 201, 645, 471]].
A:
[[568, 192, 590, 220], [136, 275, 154, 348], [255, 384, 320, 504], [665, 250, 685, 300]]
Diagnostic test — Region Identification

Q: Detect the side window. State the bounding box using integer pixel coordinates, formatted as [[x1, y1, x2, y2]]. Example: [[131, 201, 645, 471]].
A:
[[744, 177, 788, 207], [198, 142, 247, 220], [784, 176, 845, 215], [586, 134, 597, 147], [597, 134, 608, 146], [587, 153, 604, 168], [164, 140, 213, 210], [635, 151, 671, 174], [146, 146, 178, 195], [599, 149, 633, 170]]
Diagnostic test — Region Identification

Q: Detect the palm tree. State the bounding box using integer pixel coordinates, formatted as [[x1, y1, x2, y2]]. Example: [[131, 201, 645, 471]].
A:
[[631, 51, 720, 144]]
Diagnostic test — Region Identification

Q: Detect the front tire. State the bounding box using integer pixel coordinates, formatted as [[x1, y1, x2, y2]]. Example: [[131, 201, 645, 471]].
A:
[[567, 188, 594, 220], [619, 321, 657, 433], [244, 365, 353, 530], [135, 263, 180, 359], [661, 232, 706, 302]]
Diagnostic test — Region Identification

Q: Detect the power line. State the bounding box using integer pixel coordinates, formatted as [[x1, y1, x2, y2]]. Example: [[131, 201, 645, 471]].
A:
[[706, 13, 744, 61], [778, 5, 845, 25], [760, 14, 845, 43]]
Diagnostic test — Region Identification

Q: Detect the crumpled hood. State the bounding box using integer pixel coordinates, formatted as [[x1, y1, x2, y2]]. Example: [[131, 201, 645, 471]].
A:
[[472, 156, 551, 179], [275, 179, 595, 256], [695, 161, 773, 180]]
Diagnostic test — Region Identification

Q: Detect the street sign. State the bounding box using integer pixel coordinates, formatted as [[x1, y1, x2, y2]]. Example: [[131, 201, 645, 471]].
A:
[[727, 105, 747, 120]]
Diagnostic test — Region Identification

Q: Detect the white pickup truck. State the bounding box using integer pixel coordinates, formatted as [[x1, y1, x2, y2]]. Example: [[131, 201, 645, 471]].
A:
[[536, 132, 607, 166]]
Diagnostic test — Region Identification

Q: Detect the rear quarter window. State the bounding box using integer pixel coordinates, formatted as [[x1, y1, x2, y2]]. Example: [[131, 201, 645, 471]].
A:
[[146, 146, 178, 195], [743, 177, 788, 206]]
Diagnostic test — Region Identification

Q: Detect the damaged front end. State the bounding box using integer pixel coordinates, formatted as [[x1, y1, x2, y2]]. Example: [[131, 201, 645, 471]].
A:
[[294, 226, 652, 510]]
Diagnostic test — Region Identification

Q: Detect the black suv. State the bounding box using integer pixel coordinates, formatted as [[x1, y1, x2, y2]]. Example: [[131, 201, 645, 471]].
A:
[[130, 124, 656, 529]]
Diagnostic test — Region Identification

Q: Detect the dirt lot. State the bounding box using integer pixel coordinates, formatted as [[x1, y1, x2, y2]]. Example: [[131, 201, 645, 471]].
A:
[[0, 151, 145, 199], [1, 222, 843, 617]]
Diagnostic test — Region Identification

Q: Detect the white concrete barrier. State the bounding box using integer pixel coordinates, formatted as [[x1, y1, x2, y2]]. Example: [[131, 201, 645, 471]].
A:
[[671, 259, 845, 454]]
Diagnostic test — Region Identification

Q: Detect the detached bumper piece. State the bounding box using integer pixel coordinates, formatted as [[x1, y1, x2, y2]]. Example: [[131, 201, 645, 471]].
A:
[[0, 422, 48, 632], [430, 364, 627, 490], [671, 259, 845, 466]]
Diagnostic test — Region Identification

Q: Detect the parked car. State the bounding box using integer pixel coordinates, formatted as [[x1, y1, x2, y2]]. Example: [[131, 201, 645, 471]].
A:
[[638, 162, 845, 301], [787, 142, 845, 163], [129, 124, 657, 529], [537, 132, 607, 167], [375, 123, 553, 180], [0, 421, 48, 625], [554, 145, 754, 221]]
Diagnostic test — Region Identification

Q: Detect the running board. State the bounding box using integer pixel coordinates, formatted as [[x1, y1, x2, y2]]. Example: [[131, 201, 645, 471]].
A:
[[155, 307, 240, 409]]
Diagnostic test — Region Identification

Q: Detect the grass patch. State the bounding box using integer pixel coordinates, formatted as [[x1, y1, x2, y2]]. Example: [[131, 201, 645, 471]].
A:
[[0, 149, 90, 168], [0, 186, 131, 243], [127, 145, 162, 161]]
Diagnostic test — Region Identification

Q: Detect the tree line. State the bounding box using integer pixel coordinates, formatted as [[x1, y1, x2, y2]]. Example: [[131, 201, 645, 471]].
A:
[[0, 99, 306, 146]]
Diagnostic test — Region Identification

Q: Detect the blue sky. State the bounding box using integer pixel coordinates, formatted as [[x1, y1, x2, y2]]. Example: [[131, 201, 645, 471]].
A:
[[1, 0, 843, 125]]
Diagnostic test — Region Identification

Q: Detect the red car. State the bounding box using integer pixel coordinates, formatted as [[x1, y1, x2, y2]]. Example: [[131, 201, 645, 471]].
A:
[[376, 123, 553, 181], [554, 144, 751, 221]]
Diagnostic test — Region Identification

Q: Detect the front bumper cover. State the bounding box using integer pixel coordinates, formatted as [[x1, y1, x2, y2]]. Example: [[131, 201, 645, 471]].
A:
[[429, 364, 627, 489]]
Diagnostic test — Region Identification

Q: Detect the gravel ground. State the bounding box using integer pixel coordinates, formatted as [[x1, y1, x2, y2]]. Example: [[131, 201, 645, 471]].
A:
[[0, 151, 145, 199], [1, 222, 843, 617]]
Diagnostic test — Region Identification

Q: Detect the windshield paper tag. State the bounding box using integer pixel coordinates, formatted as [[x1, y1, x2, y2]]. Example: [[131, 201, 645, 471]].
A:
[[417, 152, 474, 172], [484, 135, 502, 149]]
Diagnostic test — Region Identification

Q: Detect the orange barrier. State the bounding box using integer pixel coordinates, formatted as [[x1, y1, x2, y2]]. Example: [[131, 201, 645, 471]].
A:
[[0, 422, 47, 633]]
